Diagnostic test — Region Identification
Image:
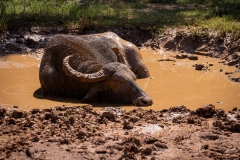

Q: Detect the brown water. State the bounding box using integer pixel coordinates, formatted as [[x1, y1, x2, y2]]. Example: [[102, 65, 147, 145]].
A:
[[0, 49, 239, 111], [139, 48, 240, 111]]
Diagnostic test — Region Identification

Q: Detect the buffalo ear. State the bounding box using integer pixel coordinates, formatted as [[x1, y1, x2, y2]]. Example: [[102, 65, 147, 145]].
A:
[[81, 85, 102, 102]]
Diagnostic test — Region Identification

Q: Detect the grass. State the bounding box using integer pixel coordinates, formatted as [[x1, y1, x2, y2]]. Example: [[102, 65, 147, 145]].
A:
[[0, 0, 131, 30], [1, 0, 240, 39]]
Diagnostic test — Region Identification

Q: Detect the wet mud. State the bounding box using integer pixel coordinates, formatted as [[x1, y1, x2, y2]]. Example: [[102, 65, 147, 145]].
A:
[[0, 105, 239, 159]]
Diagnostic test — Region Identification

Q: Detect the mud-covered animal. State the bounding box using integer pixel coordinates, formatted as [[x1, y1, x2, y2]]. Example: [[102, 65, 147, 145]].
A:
[[39, 32, 153, 106]]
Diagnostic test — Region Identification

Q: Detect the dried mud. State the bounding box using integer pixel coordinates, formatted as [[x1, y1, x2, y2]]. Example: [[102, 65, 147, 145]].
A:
[[0, 105, 239, 160]]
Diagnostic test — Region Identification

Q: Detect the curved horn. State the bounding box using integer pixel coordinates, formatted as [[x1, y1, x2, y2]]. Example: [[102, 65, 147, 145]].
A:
[[63, 55, 113, 82]]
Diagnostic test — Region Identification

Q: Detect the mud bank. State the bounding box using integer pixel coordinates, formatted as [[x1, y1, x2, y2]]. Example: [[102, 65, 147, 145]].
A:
[[0, 27, 151, 55], [143, 28, 240, 73], [0, 105, 239, 160]]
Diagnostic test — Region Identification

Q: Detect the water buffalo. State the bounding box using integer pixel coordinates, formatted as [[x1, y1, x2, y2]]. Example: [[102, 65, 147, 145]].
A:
[[39, 32, 153, 106]]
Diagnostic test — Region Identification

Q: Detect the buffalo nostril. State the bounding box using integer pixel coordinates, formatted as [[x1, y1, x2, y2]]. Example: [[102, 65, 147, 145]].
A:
[[137, 97, 153, 106], [141, 99, 149, 105]]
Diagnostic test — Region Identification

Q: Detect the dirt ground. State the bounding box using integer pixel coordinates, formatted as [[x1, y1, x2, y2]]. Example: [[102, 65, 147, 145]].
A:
[[0, 105, 239, 160]]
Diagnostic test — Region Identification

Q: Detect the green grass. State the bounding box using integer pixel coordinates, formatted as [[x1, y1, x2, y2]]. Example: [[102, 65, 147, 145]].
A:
[[0, 0, 132, 30], [1, 0, 240, 39]]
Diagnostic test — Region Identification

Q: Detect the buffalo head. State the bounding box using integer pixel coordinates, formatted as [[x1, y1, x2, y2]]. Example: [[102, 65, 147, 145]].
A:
[[63, 55, 153, 106]]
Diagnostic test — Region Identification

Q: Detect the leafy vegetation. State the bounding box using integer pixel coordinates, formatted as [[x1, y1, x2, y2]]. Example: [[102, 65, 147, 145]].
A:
[[0, 0, 240, 38]]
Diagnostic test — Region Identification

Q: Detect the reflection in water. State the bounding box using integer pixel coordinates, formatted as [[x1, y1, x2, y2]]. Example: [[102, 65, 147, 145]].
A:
[[0, 50, 239, 111]]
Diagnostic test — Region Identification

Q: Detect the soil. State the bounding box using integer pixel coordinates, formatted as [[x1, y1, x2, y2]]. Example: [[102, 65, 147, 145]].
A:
[[0, 27, 240, 159], [0, 105, 239, 160]]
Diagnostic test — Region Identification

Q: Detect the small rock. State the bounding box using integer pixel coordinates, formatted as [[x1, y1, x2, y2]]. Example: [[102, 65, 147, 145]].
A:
[[5, 43, 23, 52], [200, 134, 219, 140], [0, 108, 7, 117], [227, 60, 239, 66], [154, 142, 168, 149], [25, 147, 32, 158], [55, 106, 66, 111], [95, 149, 107, 154], [225, 72, 232, 75], [172, 117, 180, 123], [150, 157, 161, 160], [82, 105, 93, 112], [129, 116, 140, 122], [168, 105, 189, 113], [196, 104, 216, 118], [188, 55, 198, 60], [69, 116, 74, 125], [142, 147, 152, 155], [124, 131, 129, 135], [187, 116, 200, 124], [16, 38, 24, 44], [123, 120, 133, 130], [123, 145, 139, 154], [7, 118, 16, 125], [77, 130, 88, 139], [24, 35, 43, 48], [101, 111, 117, 122], [202, 144, 209, 150], [31, 108, 40, 114], [194, 64, 205, 70], [60, 138, 70, 144], [31, 136, 40, 142], [11, 110, 23, 118], [43, 108, 52, 112], [213, 120, 224, 129], [65, 148, 71, 152], [231, 107, 237, 112], [187, 117, 195, 124], [144, 137, 158, 144], [216, 109, 225, 117], [228, 121, 240, 132], [235, 112, 240, 119], [175, 54, 188, 59], [25, 48, 32, 53]]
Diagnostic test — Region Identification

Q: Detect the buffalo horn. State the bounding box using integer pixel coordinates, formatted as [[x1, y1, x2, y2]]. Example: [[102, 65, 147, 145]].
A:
[[63, 55, 111, 82]]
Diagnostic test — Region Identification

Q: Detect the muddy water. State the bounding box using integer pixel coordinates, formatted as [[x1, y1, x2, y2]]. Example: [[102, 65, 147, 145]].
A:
[[139, 48, 240, 111], [0, 54, 87, 111], [0, 49, 239, 111]]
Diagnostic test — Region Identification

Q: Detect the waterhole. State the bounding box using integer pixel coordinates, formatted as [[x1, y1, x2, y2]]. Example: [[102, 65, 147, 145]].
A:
[[0, 49, 239, 111]]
